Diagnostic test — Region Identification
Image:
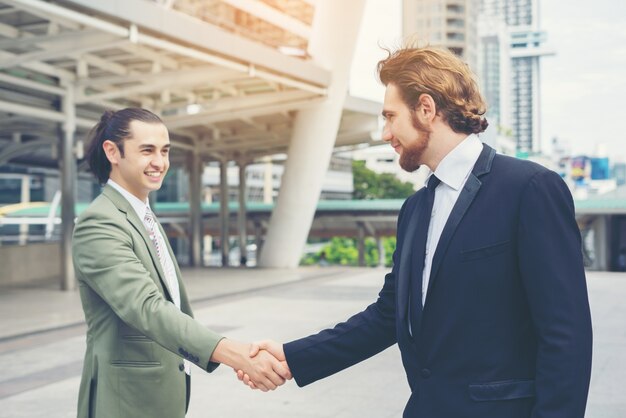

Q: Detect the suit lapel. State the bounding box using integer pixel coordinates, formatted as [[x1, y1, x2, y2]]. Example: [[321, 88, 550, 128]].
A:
[[102, 186, 174, 302], [425, 144, 496, 300], [397, 190, 428, 325]]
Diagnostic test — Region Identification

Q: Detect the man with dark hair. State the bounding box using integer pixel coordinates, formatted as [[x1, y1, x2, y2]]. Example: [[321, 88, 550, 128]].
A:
[[241, 46, 593, 417], [73, 108, 290, 418]]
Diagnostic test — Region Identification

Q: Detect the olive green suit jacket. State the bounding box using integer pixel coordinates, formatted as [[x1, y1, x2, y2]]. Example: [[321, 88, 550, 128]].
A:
[[73, 185, 223, 418]]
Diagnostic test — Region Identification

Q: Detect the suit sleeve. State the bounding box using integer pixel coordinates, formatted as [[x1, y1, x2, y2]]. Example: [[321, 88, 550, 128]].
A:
[[517, 170, 592, 418], [283, 199, 411, 386], [73, 212, 224, 372]]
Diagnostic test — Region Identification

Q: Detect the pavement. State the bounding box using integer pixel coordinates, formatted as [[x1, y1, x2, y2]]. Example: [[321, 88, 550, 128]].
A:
[[0, 268, 624, 418]]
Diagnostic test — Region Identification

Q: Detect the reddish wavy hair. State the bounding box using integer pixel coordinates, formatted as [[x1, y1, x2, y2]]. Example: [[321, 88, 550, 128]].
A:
[[377, 45, 488, 135]]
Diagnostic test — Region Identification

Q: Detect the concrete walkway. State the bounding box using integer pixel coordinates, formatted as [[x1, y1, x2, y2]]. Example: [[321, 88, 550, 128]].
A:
[[0, 269, 624, 417]]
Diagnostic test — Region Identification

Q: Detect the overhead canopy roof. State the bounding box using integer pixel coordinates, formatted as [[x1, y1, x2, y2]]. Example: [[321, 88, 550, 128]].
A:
[[0, 0, 381, 169]]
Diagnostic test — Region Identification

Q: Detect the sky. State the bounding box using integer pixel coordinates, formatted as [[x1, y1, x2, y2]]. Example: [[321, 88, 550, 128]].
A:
[[540, 0, 626, 161], [349, 0, 626, 162]]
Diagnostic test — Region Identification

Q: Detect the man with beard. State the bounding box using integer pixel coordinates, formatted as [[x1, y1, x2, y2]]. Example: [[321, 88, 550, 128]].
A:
[[239, 45, 592, 418]]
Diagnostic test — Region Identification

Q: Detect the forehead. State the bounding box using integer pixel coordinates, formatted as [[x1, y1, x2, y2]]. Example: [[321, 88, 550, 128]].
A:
[[383, 83, 409, 117], [127, 120, 169, 144], [383, 83, 409, 111]]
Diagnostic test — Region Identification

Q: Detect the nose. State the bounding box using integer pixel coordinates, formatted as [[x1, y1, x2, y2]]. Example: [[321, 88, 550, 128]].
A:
[[382, 122, 393, 142], [151, 152, 166, 168]]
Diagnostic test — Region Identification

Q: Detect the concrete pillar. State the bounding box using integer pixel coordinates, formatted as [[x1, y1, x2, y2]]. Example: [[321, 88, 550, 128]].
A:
[[357, 222, 365, 267], [18, 175, 30, 245], [254, 220, 263, 262], [219, 159, 230, 266], [377, 237, 385, 267], [263, 157, 273, 204], [259, 0, 366, 267], [238, 162, 248, 266], [592, 215, 610, 271], [188, 151, 203, 267], [60, 83, 76, 291]]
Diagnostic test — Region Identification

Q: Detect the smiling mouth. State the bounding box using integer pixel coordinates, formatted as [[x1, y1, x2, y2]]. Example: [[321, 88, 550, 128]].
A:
[[145, 172, 161, 178]]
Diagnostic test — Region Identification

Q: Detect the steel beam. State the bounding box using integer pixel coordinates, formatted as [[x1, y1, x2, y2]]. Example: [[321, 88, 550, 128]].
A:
[[237, 162, 248, 266], [219, 159, 230, 266]]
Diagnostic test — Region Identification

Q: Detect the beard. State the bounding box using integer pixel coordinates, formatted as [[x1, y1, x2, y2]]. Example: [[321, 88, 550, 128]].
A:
[[398, 113, 431, 172]]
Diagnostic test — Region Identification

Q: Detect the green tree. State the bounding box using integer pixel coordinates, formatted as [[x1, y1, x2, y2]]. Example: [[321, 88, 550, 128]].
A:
[[383, 236, 396, 267], [352, 160, 414, 199], [301, 236, 397, 268]]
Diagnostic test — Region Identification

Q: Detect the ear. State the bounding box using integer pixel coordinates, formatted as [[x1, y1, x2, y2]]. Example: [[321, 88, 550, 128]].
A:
[[415, 93, 437, 122], [102, 140, 120, 165]]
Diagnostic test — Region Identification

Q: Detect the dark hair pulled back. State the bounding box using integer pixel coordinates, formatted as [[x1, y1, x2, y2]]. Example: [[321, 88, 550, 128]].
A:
[[85, 108, 163, 184]]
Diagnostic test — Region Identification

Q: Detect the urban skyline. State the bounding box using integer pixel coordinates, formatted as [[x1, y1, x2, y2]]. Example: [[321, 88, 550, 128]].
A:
[[350, 0, 626, 162]]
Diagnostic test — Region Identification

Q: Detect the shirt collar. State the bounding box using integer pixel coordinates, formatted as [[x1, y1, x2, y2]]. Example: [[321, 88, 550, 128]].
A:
[[107, 179, 151, 221], [424, 134, 483, 191]]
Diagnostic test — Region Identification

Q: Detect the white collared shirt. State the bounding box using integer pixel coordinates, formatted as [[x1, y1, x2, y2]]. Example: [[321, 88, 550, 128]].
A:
[[421, 134, 483, 305]]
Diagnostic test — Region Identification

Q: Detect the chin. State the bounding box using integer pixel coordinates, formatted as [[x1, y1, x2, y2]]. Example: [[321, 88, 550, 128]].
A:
[[146, 182, 162, 192]]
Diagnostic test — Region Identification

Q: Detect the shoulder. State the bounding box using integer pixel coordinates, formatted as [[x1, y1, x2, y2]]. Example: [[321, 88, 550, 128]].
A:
[[73, 193, 133, 251], [491, 153, 551, 178], [489, 153, 567, 189], [489, 155, 575, 213], [74, 193, 126, 234]]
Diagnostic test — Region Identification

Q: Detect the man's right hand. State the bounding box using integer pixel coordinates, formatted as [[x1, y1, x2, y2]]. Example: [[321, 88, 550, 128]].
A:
[[211, 338, 290, 392], [235, 339, 290, 390]]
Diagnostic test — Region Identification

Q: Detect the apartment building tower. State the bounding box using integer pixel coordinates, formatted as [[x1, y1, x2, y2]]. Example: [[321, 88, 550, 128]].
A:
[[402, 0, 479, 71], [479, 0, 554, 153]]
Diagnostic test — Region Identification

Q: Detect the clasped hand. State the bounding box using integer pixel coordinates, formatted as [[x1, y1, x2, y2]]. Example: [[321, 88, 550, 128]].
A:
[[233, 339, 288, 391], [212, 339, 291, 392]]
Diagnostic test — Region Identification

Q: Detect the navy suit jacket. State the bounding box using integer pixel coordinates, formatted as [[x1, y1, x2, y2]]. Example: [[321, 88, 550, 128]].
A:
[[284, 144, 592, 418]]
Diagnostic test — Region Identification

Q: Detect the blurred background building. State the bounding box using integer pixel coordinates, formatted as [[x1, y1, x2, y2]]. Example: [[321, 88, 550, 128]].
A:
[[1, 0, 625, 286], [402, 0, 479, 71]]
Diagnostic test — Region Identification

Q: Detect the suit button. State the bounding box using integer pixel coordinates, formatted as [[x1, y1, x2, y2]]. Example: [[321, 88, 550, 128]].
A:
[[179, 363, 185, 372], [420, 368, 431, 378]]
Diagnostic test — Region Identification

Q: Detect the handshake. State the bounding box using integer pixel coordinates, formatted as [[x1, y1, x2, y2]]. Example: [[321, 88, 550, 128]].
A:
[[213, 338, 290, 392]]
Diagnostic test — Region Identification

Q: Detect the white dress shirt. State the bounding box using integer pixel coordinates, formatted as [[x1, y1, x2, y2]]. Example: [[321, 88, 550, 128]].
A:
[[421, 134, 483, 305]]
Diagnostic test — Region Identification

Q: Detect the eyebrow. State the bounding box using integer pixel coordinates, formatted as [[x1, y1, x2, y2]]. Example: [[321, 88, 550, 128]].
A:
[[138, 143, 171, 150]]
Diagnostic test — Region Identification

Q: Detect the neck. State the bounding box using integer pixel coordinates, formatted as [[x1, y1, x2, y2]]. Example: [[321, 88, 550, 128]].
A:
[[108, 174, 149, 202], [423, 126, 468, 171]]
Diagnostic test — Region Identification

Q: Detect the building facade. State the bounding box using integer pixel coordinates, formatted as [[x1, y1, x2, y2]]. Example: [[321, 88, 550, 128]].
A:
[[479, 0, 554, 153], [402, 0, 479, 71], [202, 155, 354, 204]]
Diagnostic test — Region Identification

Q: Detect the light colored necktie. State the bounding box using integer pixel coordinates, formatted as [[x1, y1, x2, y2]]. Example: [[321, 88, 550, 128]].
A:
[[144, 208, 190, 374], [144, 208, 181, 308]]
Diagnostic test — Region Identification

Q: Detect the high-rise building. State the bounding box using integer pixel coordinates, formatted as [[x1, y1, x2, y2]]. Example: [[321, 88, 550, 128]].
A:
[[402, 0, 479, 71], [479, 0, 554, 153]]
